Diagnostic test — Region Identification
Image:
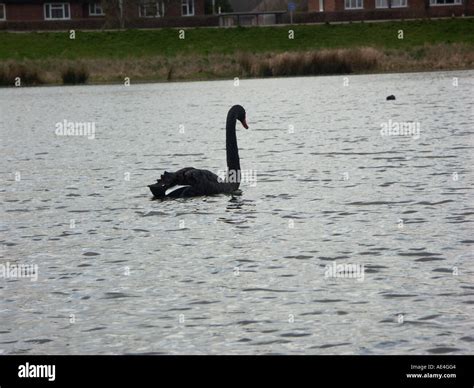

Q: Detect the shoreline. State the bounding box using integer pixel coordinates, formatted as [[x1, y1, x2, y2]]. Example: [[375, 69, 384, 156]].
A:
[[0, 66, 473, 89], [1, 44, 473, 87]]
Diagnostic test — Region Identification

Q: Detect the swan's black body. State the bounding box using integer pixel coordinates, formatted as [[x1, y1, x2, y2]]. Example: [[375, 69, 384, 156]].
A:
[[148, 105, 248, 198]]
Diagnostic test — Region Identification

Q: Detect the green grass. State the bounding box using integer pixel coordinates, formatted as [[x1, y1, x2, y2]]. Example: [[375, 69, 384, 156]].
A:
[[1, 19, 472, 86], [1, 19, 473, 60]]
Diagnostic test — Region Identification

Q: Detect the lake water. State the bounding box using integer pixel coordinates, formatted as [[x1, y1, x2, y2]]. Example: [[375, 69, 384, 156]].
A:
[[1, 71, 473, 355]]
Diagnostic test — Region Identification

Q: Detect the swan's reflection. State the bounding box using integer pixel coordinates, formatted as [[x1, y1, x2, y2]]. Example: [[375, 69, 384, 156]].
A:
[[217, 196, 256, 225]]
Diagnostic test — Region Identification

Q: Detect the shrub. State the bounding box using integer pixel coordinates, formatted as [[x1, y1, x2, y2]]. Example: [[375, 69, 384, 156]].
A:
[[61, 65, 89, 85]]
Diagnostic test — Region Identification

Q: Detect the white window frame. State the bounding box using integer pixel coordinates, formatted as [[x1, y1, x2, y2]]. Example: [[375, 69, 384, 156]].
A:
[[392, 0, 408, 8], [376, 0, 408, 8], [44, 3, 71, 20], [89, 2, 104, 16], [430, 0, 461, 5], [344, 0, 363, 9], [182, 0, 195, 16], [0, 3, 6, 21], [139, 1, 163, 17]]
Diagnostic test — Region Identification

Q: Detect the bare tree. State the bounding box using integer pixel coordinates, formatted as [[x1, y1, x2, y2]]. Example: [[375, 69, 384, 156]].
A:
[[102, 0, 175, 28]]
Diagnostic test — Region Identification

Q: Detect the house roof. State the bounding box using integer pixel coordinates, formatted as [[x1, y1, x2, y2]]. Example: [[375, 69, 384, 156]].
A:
[[253, 0, 308, 12], [228, 0, 264, 12], [229, 0, 308, 12]]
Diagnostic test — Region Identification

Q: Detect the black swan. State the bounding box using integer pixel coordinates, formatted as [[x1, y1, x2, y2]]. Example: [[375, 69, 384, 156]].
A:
[[148, 105, 248, 198], [386, 95, 396, 100]]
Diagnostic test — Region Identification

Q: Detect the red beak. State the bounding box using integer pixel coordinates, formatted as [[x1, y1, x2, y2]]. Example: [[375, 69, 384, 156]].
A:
[[241, 119, 249, 129]]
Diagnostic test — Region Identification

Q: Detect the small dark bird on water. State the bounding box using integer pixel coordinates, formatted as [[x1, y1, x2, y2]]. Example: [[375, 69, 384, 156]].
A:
[[386, 95, 396, 100], [148, 105, 248, 199]]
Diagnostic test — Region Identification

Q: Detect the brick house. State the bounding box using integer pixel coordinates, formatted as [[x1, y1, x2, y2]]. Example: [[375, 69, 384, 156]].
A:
[[0, 0, 471, 28], [0, 0, 204, 21], [307, 0, 472, 13]]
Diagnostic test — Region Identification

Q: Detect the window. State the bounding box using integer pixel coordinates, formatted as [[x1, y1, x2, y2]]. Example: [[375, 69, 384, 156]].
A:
[[392, 0, 407, 7], [89, 2, 104, 15], [182, 0, 194, 16], [344, 0, 363, 9], [376, 0, 407, 7], [44, 3, 70, 20], [139, 2, 163, 17], [0, 4, 5, 20], [430, 0, 461, 4]]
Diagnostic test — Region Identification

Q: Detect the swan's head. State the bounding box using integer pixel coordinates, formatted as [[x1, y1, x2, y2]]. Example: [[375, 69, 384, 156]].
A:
[[232, 105, 249, 129]]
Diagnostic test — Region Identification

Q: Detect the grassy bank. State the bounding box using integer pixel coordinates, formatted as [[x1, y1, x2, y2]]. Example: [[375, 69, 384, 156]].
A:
[[0, 19, 473, 85]]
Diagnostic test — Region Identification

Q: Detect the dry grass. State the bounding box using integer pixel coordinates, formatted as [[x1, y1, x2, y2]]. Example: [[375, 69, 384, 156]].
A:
[[239, 48, 382, 77], [378, 43, 474, 72], [0, 61, 45, 86], [0, 44, 472, 86]]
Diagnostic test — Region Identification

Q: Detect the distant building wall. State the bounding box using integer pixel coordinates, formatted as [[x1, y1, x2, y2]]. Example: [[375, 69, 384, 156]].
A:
[[5, 4, 44, 20], [5, 2, 86, 20], [1, 0, 472, 29], [0, 0, 205, 22], [309, 0, 472, 11]]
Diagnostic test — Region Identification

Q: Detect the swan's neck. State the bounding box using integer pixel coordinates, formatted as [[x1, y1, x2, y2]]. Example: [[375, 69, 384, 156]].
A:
[[226, 115, 240, 174]]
